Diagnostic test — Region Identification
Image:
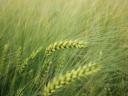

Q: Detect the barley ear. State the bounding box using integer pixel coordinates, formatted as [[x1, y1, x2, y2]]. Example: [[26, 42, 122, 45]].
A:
[[0, 43, 10, 72], [15, 47, 23, 71], [45, 40, 87, 56], [18, 47, 43, 73], [43, 63, 101, 96]]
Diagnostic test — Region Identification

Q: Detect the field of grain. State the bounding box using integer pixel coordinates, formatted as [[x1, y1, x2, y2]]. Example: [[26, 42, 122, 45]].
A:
[[0, 0, 128, 96]]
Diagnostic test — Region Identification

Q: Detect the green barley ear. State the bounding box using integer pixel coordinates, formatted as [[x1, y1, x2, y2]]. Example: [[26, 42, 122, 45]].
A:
[[45, 40, 87, 56], [15, 88, 24, 96], [18, 47, 43, 73], [43, 63, 101, 96], [15, 47, 23, 71], [0, 43, 10, 73]]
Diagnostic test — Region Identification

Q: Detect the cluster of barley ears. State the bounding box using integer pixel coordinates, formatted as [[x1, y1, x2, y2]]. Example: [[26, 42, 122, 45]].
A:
[[43, 40, 85, 82], [42, 40, 101, 96], [41, 40, 87, 77]]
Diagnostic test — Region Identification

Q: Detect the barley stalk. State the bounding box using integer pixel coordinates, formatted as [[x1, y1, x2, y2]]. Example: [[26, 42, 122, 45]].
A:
[[43, 63, 101, 96]]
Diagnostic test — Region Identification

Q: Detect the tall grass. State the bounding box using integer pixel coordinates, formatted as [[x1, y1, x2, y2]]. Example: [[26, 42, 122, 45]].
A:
[[0, 0, 128, 96]]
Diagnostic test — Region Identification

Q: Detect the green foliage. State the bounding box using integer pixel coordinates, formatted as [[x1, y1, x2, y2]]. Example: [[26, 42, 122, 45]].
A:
[[0, 0, 128, 96]]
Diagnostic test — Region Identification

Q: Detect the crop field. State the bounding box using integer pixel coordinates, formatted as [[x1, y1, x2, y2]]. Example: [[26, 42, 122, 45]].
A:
[[0, 0, 128, 96]]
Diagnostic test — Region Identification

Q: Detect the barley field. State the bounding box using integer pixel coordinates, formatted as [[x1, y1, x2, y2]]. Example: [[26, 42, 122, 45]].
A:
[[0, 0, 128, 96]]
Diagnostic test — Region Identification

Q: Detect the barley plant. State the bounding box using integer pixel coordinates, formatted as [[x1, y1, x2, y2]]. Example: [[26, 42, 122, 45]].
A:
[[0, 0, 128, 96]]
